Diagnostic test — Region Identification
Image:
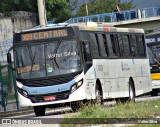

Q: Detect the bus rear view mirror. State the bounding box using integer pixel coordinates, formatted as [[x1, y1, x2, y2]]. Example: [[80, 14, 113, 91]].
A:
[[7, 53, 12, 64]]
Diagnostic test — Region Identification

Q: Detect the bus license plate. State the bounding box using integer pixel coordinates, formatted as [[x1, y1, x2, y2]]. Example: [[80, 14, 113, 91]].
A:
[[44, 96, 56, 101]]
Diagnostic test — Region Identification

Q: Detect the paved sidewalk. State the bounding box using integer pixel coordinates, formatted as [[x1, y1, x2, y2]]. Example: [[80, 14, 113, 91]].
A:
[[0, 100, 33, 117], [0, 100, 17, 111]]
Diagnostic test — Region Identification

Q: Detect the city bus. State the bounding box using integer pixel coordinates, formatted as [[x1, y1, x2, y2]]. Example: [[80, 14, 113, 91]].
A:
[[145, 32, 160, 96], [7, 22, 151, 116]]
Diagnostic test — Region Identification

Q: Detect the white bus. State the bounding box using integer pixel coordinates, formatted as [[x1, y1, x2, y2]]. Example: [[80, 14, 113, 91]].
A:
[[146, 32, 160, 96], [7, 22, 151, 116]]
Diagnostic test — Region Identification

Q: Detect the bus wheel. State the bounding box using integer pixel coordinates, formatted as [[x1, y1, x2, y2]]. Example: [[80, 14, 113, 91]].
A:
[[95, 84, 103, 105], [34, 106, 45, 116], [71, 101, 81, 112], [128, 80, 135, 102], [151, 89, 159, 96]]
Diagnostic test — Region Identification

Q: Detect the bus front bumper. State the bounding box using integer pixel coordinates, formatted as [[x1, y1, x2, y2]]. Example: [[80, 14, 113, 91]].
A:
[[18, 85, 86, 107]]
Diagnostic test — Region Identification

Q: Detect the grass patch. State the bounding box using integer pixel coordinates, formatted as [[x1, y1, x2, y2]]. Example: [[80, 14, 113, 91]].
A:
[[61, 100, 160, 127], [7, 94, 16, 101]]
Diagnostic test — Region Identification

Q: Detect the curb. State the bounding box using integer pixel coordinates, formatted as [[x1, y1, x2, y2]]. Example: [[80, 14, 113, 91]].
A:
[[0, 108, 34, 117], [8, 100, 16, 104]]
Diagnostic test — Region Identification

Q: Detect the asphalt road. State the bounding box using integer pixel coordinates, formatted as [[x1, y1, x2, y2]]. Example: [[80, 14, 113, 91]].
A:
[[0, 93, 160, 127]]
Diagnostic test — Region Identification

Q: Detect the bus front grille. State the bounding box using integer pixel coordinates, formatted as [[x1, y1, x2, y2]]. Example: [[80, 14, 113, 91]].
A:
[[17, 71, 81, 87], [29, 91, 70, 103]]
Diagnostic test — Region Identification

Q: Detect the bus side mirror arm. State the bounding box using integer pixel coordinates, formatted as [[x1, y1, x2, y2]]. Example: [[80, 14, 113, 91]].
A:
[[7, 53, 12, 64], [7, 46, 13, 64], [7, 46, 15, 70], [7, 53, 15, 71]]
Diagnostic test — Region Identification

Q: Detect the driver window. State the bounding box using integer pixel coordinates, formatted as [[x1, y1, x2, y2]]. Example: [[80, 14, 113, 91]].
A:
[[83, 41, 92, 62]]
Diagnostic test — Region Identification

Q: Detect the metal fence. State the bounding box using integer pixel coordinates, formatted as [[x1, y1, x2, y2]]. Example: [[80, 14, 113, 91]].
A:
[[65, 6, 160, 23], [0, 62, 19, 112]]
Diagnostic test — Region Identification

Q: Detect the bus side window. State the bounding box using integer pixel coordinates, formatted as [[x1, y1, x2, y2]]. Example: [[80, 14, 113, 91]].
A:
[[137, 35, 146, 57], [89, 33, 100, 58], [82, 41, 92, 62], [122, 35, 131, 57], [97, 34, 108, 57], [110, 34, 120, 56], [129, 35, 139, 57], [117, 35, 124, 57]]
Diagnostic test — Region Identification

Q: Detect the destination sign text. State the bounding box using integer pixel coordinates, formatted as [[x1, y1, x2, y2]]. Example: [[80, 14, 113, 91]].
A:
[[21, 29, 68, 41]]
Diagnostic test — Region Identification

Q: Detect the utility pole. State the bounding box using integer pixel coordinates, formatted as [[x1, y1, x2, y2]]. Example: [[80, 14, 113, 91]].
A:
[[85, 0, 89, 16], [37, 0, 47, 27]]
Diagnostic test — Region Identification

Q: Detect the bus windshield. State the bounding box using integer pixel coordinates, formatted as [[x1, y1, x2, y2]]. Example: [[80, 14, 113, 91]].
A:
[[14, 40, 81, 79], [147, 45, 160, 65]]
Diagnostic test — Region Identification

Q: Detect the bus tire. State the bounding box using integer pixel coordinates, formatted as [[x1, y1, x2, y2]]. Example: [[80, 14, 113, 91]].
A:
[[70, 101, 81, 112], [95, 84, 103, 105], [151, 89, 159, 96], [34, 106, 45, 116], [116, 80, 135, 104], [128, 80, 135, 102]]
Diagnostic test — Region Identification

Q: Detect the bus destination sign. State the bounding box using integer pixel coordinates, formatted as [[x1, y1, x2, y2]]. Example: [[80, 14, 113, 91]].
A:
[[21, 29, 68, 41]]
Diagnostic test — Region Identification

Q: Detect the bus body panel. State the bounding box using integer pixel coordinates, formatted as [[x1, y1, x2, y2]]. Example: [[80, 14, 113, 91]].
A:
[[84, 58, 151, 99], [18, 84, 86, 107], [9, 24, 152, 111]]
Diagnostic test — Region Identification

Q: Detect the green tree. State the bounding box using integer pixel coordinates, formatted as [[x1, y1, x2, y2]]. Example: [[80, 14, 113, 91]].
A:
[[75, 0, 135, 17], [46, 0, 72, 22], [0, 0, 72, 23], [0, 0, 37, 13]]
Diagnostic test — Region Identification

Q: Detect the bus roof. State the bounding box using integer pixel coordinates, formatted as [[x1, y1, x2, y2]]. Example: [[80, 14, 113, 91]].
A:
[[19, 22, 144, 34], [146, 32, 160, 37], [68, 22, 144, 34]]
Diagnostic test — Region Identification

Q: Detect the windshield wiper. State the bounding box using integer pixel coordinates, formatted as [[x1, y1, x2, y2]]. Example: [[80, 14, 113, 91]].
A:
[[51, 40, 61, 70], [28, 46, 36, 75], [154, 58, 160, 65]]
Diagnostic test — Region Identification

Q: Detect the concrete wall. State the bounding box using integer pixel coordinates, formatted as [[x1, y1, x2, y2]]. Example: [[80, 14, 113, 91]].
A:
[[0, 18, 13, 61], [0, 12, 38, 62], [11, 13, 38, 32]]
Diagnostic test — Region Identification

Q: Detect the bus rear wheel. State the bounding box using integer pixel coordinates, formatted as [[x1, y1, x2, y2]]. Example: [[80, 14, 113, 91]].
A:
[[116, 80, 135, 104], [95, 84, 103, 105], [71, 101, 81, 112], [128, 80, 135, 102], [34, 106, 45, 116]]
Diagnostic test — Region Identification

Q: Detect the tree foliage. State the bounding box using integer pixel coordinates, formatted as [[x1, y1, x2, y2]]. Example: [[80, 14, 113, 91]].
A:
[[0, 0, 37, 13], [75, 0, 135, 17], [0, 0, 135, 23], [45, 0, 71, 22], [0, 0, 71, 23]]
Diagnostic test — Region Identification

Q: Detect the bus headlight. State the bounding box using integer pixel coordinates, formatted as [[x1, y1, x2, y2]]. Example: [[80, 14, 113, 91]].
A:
[[18, 88, 28, 97], [22, 91, 28, 97], [71, 80, 83, 93], [77, 80, 83, 87], [71, 85, 77, 92]]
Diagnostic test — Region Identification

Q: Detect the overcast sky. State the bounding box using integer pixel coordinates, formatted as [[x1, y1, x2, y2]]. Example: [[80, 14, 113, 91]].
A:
[[122, 0, 160, 9]]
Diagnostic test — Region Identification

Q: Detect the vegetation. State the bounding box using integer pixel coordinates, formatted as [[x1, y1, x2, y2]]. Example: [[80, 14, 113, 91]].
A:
[[75, 0, 135, 17], [45, 0, 71, 22], [0, 0, 37, 13], [8, 94, 16, 101], [0, 0, 71, 23], [61, 100, 160, 127], [0, 0, 135, 23]]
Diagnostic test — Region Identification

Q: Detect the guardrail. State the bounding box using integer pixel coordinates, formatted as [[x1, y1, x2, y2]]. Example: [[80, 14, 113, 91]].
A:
[[64, 6, 160, 24]]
